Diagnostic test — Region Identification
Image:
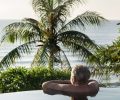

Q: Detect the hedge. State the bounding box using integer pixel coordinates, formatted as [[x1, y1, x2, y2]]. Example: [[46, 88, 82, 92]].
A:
[[0, 66, 70, 93]]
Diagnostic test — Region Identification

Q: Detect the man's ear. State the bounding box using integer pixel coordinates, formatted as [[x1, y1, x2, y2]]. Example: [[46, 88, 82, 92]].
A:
[[70, 76, 75, 84]]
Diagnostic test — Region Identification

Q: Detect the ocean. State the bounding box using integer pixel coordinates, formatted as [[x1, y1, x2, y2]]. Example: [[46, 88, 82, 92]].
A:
[[0, 19, 120, 67]]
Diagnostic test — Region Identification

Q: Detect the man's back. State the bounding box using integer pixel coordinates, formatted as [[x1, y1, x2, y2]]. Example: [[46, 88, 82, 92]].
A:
[[71, 96, 88, 100]]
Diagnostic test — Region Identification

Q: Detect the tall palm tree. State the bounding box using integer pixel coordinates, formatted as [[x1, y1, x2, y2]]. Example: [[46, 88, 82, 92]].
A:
[[0, 0, 105, 70]]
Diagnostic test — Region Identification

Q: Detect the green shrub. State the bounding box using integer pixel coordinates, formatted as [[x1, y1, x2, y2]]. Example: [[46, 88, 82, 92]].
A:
[[0, 67, 28, 93], [0, 66, 70, 93]]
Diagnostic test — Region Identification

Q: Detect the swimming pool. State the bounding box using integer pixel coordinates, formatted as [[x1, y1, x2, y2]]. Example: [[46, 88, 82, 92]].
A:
[[0, 88, 120, 100]]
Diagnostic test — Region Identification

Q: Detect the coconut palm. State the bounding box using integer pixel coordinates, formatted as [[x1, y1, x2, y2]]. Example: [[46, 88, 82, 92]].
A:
[[90, 39, 120, 79], [0, 0, 105, 70]]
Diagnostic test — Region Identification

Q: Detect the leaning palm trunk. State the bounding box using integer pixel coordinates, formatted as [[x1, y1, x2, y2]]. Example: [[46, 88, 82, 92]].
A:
[[0, 0, 106, 70]]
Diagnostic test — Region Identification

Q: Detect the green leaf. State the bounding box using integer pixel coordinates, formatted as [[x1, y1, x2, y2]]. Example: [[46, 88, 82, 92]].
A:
[[0, 41, 35, 69]]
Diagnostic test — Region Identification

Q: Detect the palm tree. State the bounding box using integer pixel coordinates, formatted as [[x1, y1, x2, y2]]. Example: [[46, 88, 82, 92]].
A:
[[90, 40, 120, 79], [0, 0, 105, 70], [89, 23, 120, 77]]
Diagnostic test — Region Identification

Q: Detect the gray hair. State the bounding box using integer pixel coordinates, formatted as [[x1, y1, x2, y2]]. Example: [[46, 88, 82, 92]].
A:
[[72, 65, 90, 83]]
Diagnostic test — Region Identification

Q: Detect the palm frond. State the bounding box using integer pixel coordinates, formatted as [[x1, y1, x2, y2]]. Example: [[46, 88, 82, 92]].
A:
[[52, 5, 68, 28], [1, 22, 42, 43], [32, 0, 84, 15], [58, 31, 99, 65], [58, 31, 97, 49], [52, 0, 85, 5], [64, 0, 85, 7], [31, 43, 48, 67], [78, 11, 106, 25], [93, 44, 120, 76], [22, 18, 39, 26], [32, 0, 52, 17], [61, 40, 95, 60], [0, 41, 35, 69], [60, 50, 71, 69], [52, 0, 85, 30], [59, 11, 106, 32]]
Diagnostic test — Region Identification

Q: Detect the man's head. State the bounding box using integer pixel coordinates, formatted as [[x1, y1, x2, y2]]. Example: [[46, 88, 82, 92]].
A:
[[70, 65, 90, 85]]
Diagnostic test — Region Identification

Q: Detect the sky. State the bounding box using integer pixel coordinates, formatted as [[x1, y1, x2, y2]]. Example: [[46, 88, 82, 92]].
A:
[[0, 0, 120, 20], [0, 0, 37, 19]]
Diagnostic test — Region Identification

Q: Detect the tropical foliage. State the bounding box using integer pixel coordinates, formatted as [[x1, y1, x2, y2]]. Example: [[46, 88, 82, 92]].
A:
[[0, 0, 105, 70], [90, 38, 120, 78], [0, 66, 70, 93], [86, 23, 120, 80]]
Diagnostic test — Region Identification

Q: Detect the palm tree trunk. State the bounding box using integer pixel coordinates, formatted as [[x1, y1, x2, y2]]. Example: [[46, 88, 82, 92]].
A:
[[48, 51, 54, 70]]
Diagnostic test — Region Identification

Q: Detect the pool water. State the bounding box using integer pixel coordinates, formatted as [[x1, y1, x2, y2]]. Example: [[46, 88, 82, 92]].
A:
[[0, 88, 120, 100]]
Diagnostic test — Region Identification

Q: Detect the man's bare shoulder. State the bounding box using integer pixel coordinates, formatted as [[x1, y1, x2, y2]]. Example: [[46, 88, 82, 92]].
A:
[[88, 80, 99, 96], [88, 80, 99, 88]]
